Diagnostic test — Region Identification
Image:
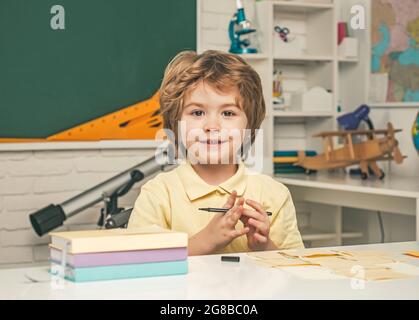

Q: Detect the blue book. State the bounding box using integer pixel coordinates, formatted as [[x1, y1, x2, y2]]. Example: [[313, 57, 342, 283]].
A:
[[274, 167, 307, 174], [50, 259, 188, 282], [274, 163, 301, 169], [273, 150, 317, 157]]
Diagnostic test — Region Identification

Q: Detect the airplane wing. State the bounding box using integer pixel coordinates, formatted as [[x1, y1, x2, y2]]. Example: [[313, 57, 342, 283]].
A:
[[314, 128, 402, 138]]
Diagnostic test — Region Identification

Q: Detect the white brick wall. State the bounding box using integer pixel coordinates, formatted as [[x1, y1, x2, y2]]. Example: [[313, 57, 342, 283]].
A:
[[0, 167, 5, 178], [202, 0, 236, 13], [0, 148, 155, 267], [0, 247, 33, 265]]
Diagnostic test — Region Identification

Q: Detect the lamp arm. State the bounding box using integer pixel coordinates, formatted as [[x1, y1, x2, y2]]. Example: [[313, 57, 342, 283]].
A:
[[29, 143, 174, 236]]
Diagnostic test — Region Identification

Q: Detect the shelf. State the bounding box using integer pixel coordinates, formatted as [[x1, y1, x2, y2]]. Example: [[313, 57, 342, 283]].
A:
[[238, 53, 269, 60], [338, 57, 358, 63], [299, 227, 363, 242], [299, 227, 336, 241], [342, 231, 364, 239], [273, 110, 334, 118], [368, 102, 419, 108], [0, 140, 161, 151], [272, 1, 334, 13], [274, 55, 334, 63]]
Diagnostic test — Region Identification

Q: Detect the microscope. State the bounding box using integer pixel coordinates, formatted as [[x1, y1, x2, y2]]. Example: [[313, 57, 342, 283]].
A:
[[228, 0, 258, 54]]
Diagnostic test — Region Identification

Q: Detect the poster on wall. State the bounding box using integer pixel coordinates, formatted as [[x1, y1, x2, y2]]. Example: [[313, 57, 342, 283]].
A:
[[370, 0, 418, 104]]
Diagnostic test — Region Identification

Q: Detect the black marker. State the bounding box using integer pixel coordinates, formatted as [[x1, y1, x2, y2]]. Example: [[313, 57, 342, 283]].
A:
[[199, 207, 272, 216], [221, 256, 240, 263]]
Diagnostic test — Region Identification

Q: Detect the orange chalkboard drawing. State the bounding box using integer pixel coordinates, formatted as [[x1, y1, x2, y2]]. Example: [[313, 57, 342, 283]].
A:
[[0, 92, 163, 143]]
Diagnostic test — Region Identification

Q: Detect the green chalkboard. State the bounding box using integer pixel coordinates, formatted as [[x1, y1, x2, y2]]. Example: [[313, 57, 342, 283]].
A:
[[0, 0, 196, 138]]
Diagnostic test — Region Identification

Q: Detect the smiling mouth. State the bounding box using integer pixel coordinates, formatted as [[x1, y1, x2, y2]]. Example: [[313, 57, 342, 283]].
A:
[[199, 140, 228, 145]]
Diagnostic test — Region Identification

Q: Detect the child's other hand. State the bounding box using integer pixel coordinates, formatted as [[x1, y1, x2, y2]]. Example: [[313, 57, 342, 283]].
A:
[[205, 191, 249, 252], [240, 199, 276, 251]]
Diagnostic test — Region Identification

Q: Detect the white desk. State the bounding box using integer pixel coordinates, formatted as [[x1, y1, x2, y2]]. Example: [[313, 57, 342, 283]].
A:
[[275, 173, 419, 242], [1, 242, 418, 300]]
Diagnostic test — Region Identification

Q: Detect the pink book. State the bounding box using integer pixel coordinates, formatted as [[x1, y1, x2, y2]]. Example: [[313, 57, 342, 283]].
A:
[[50, 246, 187, 267]]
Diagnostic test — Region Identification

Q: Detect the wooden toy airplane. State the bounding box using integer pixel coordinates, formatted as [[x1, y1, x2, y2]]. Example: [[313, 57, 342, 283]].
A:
[[297, 123, 405, 180]]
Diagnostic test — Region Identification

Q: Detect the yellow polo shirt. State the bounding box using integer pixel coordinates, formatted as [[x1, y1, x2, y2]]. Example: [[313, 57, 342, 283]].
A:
[[128, 159, 304, 253]]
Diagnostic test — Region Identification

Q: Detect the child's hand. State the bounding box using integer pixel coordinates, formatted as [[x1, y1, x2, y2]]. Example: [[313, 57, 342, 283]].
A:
[[204, 191, 250, 252], [240, 199, 277, 251]]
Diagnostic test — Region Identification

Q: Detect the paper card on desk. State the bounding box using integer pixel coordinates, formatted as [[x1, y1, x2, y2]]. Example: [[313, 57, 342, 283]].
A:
[[250, 251, 290, 260], [307, 255, 416, 281], [404, 251, 419, 258], [252, 258, 317, 268], [382, 262, 419, 277], [337, 256, 397, 265], [309, 257, 396, 272], [248, 252, 340, 280], [306, 256, 358, 269], [307, 252, 398, 270], [248, 251, 319, 268], [279, 249, 341, 259], [335, 267, 412, 282], [334, 250, 399, 265], [280, 266, 346, 281], [337, 250, 392, 258]]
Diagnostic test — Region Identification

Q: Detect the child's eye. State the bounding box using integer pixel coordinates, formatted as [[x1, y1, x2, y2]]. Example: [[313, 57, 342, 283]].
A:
[[222, 111, 236, 117], [191, 110, 204, 117]]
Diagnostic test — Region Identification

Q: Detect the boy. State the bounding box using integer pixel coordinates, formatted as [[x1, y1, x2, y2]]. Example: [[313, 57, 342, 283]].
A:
[[128, 50, 303, 255]]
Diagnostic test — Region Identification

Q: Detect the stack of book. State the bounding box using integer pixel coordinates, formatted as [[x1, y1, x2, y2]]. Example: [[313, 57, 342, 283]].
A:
[[49, 225, 188, 282], [273, 150, 317, 174]]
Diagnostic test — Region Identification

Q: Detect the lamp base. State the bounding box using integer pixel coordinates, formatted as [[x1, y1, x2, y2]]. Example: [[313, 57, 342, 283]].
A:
[[229, 47, 258, 54]]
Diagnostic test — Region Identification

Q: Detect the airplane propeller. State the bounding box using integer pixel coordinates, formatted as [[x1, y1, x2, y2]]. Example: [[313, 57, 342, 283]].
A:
[[387, 123, 404, 164]]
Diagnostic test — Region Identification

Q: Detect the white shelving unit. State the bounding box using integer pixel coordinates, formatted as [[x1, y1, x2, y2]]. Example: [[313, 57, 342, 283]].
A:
[[197, 0, 366, 246], [240, 53, 269, 60], [273, 110, 334, 118], [338, 57, 358, 63], [268, 0, 337, 179], [369, 102, 419, 109], [336, 0, 370, 116], [274, 56, 334, 62], [270, 1, 335, 14]]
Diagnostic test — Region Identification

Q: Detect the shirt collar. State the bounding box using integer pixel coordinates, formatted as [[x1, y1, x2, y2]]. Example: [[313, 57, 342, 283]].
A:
[[176, 159, 248, 201]]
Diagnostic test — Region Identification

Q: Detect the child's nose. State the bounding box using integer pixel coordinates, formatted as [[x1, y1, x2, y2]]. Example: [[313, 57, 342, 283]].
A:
[[203, 115, 221, 132]]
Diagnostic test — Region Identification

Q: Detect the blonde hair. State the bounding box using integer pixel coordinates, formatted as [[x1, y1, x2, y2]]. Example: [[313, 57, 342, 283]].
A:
[[159, 50, 265, 155]]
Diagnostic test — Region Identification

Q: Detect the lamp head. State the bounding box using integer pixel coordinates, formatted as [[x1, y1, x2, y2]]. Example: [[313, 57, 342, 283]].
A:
[[337, 104, 371, 131], [30, 204, 66, 236]]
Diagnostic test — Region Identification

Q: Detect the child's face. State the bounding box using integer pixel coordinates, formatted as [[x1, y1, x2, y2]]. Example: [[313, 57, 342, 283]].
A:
[[180, 81, 248, 165]]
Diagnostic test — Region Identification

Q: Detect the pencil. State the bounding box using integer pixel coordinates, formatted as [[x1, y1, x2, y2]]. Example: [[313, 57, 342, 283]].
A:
[[199, 207, 272, 216]]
